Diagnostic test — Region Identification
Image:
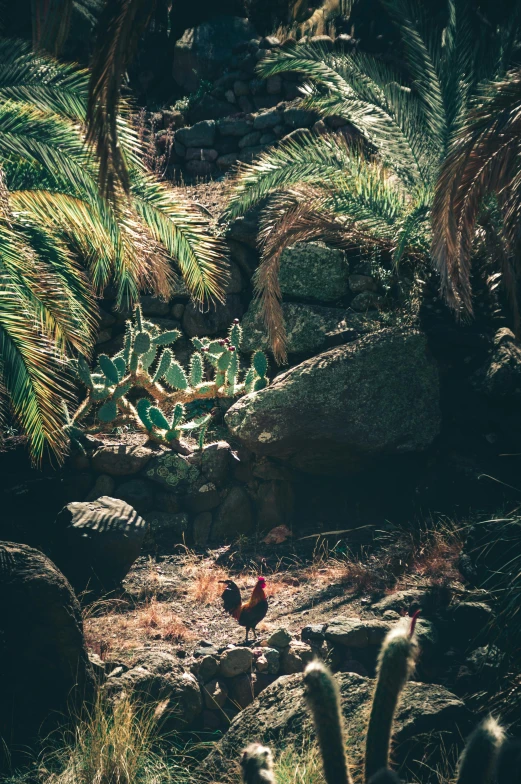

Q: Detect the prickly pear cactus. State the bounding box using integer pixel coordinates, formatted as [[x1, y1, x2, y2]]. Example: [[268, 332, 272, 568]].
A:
[[68, 307, 269, 453]]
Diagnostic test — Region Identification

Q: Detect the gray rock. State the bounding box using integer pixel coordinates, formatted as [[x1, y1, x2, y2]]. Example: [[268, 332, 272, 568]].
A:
[[175, 120, 216, 148], [225, 261, 244, 294], [182, 295, 243, 337], [309, 35, 334, 49], [281, 641, 314, 674], [185, 159, 215, 177], [220, 647, 254, 677], [203, 678, 228, 709], [217, 152, 239, 170], [234, 80, 250, 96], [92, 444, 156, 476], [200, 673, 471, 781], [113, 479, 154, 514], [140, 295, 170, 316], [0, 543, 95, 752], [241, 299, 352, 355], [228, 673, 255, 708], [283, 107, 317, 128], [218, 118, 254, 137], [155, 491, 181, 513], [302, 624, 327, 642], [351, 290, 384, 311], [325, 618, 391, 647], [198, 654, 219, 682], [349, 274, 377, 293], [372, 589, 433, 615], [184, 484, 221, 513], [211, 485, 253, 541], [260, 35, 281, 48], [226, 329, 441, 473], [255, 647, 280, 674], [52, 497, 147, 592], [256, 480, 294, 531], [202, 441, 232, 484], [146, 511, 189, 538], [239, 131, 262, 148], [173, 17, 257, 91], [103, 651, 202, 729], [253, 109, 282, 130], [145, 451, 201, 492], [449, 602, 494, 645], [171, 303, 185, 320], [259, 132, 277, 144], [185, 147, 219, 162], [268, 628, 292, 648], [266, 76, 282, 94], [279, 242, 349, 302], [193, 512, 213, 546], [85, 473, 115, 501]]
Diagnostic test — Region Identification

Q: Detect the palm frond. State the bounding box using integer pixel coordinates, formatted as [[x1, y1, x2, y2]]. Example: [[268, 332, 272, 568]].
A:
[[32, 0, 74, 55], [87, 0, 156, 199]]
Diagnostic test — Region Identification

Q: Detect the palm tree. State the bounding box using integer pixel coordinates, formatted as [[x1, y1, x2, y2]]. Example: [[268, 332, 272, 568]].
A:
[[0, 38, 226, 462], [223, 0, 521, 362], [432, 68, 521, 329]]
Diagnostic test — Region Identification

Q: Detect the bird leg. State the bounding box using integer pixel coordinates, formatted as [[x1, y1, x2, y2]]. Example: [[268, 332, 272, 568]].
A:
[[244, 628, 250, 644]]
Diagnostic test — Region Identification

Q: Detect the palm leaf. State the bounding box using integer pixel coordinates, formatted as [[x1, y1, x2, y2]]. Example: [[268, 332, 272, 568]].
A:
[[87, 0, 156, 199]]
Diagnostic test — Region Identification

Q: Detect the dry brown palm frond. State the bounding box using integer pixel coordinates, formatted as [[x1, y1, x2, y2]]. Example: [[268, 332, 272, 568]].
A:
[[32, 0, 74, 56], [432, 68, 521, 319], [87, 0, 156, 200], [256, 184, 390, 363]]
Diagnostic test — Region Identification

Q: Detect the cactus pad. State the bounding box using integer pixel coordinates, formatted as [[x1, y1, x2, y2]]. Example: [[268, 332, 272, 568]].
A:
[[134, 331, 151, 355], [98, 399, 118, 422]]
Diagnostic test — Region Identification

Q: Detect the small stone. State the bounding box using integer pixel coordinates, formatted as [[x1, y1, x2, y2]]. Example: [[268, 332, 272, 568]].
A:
[[349, 274, 377, 293], [259, 36, 281, 48], [301, 624, 326, 642], [171, 303, 185, 320], [256, 655, 268, 672], [228, 673, 255, 708], [283, 107, 316, 128], [253, 109, 281, 130], [176, 120, 216, 148], [225, 89, 236, 103], [203, 678, 228, 709], [234, 80, 250, 96], [309, 35, 334, 49], [185, 147, 219, 162], [154, 492, 181, 514], [219, 647, 253, 677], [281, 640, 314, 674], [239, 131, 262, 149], [114, 479, 154, 514], [198, 654, 219, 682], [267, 628, 292, 648], [350, 291, 383, 312], [216, 153, 239, 170], [218, 118, 253, 137], [383, 610, 401, 621], [146, 511, 189, 537], [325, 618, 390, 647], [259, 132, 276, 145], [85, 474, 115, 501]]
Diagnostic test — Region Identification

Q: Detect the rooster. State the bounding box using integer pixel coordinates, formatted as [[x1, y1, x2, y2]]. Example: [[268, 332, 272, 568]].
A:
[[219, 577, 268, 642]]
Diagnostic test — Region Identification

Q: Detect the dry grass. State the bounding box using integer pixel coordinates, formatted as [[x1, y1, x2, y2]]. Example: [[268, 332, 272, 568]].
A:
[[84, 598, 193, 658], [43, 694, 185, 784], [181, 556, 231, 605]]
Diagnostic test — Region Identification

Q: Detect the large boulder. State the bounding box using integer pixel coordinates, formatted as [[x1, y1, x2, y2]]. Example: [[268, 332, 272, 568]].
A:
[[52, 497, 147, 592], [0, 543, 94, 764], [103, 651, 202, 730], [226, 329, 441, 473], [173, 16, 257, 92], [278, 242, 350, 302], [199, 672, 471, 782], [91, 443, 156, 476], [241, 300, 354, 355]]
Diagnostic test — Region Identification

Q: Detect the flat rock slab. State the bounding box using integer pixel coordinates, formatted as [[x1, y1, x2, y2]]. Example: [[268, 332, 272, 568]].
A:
[[325, 618, 391, 647], [226, 328, 441, 474]]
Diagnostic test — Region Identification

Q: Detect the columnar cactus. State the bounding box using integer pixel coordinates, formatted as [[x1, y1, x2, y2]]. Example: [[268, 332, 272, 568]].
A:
[[240, 619, 516, 784], [69, 306, 268, 453]]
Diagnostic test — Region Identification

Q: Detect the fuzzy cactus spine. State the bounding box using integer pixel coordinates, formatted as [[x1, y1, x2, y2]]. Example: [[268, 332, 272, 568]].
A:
[[364, 616, 419, 782], [303, 661, 353, 784], [456, 717, 505, 784]]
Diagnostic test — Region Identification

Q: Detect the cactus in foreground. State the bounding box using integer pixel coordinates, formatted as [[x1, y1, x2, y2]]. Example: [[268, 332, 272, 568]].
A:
[[364, 613, 419, 781], [240, 617, 516, 784], [303, 661, 352, 784], [241, 744, 276, 784], [69, 307, 268, 452]]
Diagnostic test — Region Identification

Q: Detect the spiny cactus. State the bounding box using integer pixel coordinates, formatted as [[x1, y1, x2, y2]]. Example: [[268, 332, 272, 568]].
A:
[[241, 743, 276, 784], [240, 618, 516, 784], [303, 661, 352, 784], [364, 613, 419, 781], [69, 306, 269, 453]]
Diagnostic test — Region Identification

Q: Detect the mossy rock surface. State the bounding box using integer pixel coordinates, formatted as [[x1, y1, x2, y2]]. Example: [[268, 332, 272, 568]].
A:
[[145, 451, 201, 491], [226, 328, 441, 473], [278, 242, 350, 302], [241, 300, 352, 355]]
